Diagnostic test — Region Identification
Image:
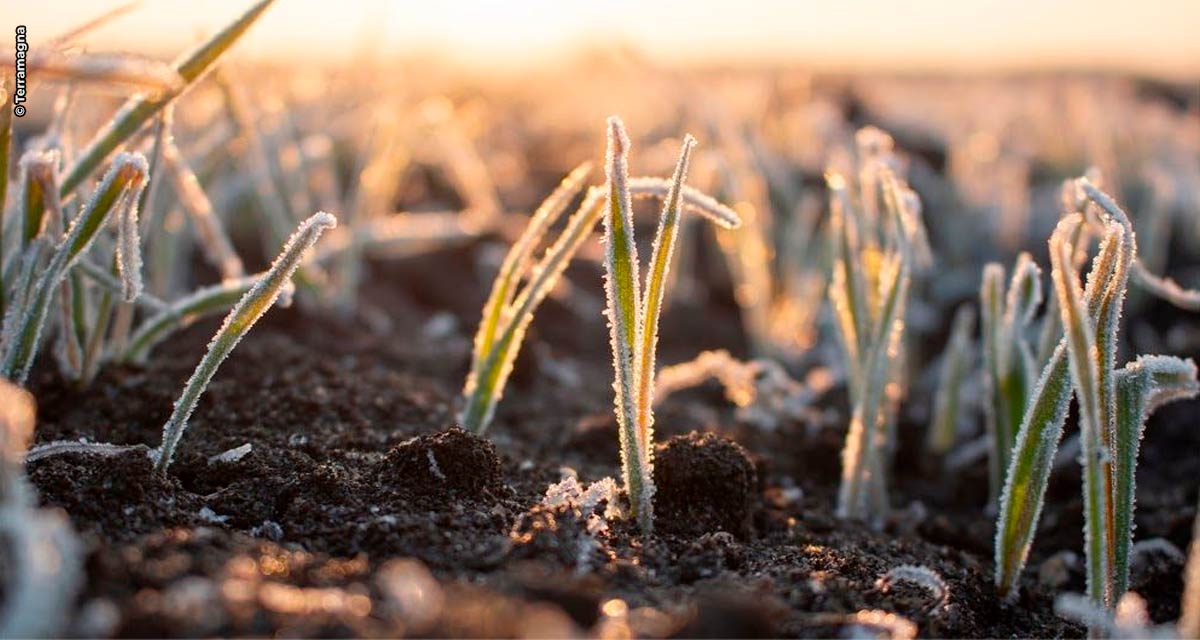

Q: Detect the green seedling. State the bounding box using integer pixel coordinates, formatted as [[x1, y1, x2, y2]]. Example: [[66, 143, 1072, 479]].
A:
[[0, 154, 148, 384], [828, 154, 924, 525], [980, 253, 1041, 500], [154, 212, 336, 472], [459, 126, 739, 437], [995, 180, 1199, 624], [600, 116, 741, 533]]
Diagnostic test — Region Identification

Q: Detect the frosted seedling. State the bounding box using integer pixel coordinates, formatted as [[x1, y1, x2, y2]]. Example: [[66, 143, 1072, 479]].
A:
[[927, 305, 975, 456], [153, 212, 336, 472], [995, 180, 1199, 619], [459, 162, 594, 432], [828, 156, 924, 524], [995, 202, 1122, 603], [459, 125, 739, 436], [980, 253, 1041, 501], [600, 118, 740, 533], [17, 150, 64, 248], [0, 153, 148, 384], [1050, 214, 1111, 611], [1112, 355, 1198, 597]]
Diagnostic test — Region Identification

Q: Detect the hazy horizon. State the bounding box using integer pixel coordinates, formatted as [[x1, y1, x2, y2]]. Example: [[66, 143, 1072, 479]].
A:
[[4, 0, 1200, 79]]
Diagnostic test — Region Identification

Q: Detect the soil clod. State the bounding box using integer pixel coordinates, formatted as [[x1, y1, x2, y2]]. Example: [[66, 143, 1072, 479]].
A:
[[377, 426, 504, 501], [653, 431, 759, 538]]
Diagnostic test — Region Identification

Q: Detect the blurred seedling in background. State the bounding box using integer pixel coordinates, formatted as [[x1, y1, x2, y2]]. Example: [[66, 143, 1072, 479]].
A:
[[0, 380, 83, 638], [827, 127, 929, 525]]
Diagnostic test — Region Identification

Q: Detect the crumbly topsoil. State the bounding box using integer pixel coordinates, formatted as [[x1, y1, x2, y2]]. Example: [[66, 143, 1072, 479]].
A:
[[22, 240, 1199, 638]]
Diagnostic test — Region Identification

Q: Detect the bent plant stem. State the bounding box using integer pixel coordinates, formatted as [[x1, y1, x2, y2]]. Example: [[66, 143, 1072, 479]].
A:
[[460, 162, 592, 431], [1112, 356, 1199, 598], [153, 212, 336, 473], [122, 275, 259, 362]]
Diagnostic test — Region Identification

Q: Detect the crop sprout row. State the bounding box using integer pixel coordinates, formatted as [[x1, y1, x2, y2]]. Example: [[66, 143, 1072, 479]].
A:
[[3, 1, 1200, 636]]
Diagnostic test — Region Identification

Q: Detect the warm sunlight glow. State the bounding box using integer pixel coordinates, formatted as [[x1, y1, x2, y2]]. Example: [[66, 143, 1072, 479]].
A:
[[6, 0, 1200, 76]]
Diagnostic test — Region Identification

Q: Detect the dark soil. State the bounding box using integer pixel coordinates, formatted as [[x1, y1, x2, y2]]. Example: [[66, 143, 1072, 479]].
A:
[[20, 238, 1200, 638]]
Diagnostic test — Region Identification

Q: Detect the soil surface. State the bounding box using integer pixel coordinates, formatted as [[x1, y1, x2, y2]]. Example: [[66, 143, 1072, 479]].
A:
[[21, 231, 1200, 638]]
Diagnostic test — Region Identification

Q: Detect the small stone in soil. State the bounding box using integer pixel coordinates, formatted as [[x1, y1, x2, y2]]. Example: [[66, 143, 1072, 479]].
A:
[[652, 431, 758, 538]]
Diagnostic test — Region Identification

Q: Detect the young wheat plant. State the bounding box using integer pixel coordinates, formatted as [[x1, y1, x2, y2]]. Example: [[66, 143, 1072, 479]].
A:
[[459, 123, 739, 436], [994, 179, 1199, 622], [927, 304, 975, 456], [601, 116, 741, 533], [154, 212, 336, 472], [980, 253, 1041, 501], [827, 132, 927, 525], [1, 153, 148, 384]]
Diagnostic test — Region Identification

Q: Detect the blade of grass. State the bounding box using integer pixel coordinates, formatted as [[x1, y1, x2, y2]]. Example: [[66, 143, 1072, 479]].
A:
[[634, 135, 695, 488], [58, 0, 276, 197], [18, 151, 61, 248], [981, 262, 1007, 499], [600, 117, 649, 531], [465, 162, 591, 385], [154, 212, 335, 472], [122, 274, 260, 362], [0, 154, 147, 384], [458, 188, 606, 433], [1113, 355, 1199, 598], [1050, 215, 1113, 610]]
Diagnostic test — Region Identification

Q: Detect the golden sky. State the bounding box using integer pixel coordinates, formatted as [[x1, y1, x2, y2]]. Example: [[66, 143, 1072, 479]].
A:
[[5, 0, 1199, 76]]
